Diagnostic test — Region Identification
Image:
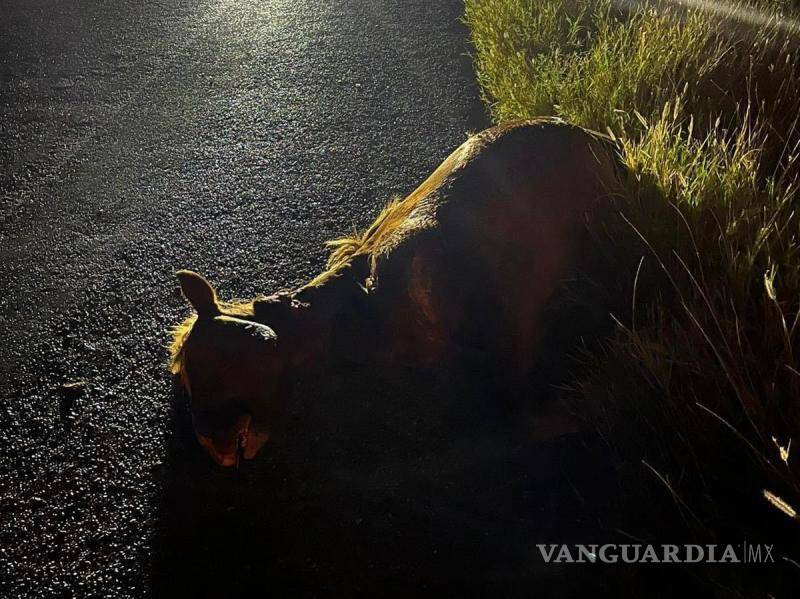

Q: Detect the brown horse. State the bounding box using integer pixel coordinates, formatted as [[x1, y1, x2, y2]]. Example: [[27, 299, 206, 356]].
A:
[[168, 118, 623, 466]]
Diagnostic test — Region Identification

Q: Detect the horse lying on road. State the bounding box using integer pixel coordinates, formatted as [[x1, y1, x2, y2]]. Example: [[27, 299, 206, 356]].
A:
[[168, 119, 623, 467]]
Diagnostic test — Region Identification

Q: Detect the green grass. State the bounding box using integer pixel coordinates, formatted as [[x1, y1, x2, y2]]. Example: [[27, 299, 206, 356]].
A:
[[467, 0, 800, 172], [466, 0, 800, 592]]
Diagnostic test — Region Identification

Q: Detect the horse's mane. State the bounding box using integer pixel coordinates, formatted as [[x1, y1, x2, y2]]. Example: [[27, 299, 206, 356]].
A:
[[306, 134, 477, 288]]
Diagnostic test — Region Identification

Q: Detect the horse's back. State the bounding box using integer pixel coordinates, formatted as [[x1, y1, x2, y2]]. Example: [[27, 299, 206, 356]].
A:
[[373, 119, 623, 371]]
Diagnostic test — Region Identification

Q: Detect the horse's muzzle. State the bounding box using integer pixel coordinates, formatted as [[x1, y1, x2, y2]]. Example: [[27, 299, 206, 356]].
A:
[[194, 413, 270, 467]]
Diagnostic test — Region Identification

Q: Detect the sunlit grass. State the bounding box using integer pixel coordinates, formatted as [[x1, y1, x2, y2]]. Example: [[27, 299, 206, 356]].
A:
[[466, 0, 800, 589]]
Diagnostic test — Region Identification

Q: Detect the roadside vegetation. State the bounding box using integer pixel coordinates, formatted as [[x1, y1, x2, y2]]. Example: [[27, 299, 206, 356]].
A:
[[466, 0, 800, 592]]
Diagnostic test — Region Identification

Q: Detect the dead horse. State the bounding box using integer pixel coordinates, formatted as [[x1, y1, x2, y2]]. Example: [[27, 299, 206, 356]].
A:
[[168, 118, 623, 467]]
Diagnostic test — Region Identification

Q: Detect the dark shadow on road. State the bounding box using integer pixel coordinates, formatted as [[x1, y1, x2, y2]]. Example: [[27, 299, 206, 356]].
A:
[[151, 362, 619, 597]]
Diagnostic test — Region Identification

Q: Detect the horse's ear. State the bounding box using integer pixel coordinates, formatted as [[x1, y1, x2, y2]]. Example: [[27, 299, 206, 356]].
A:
[[177, 270, 221, 318]]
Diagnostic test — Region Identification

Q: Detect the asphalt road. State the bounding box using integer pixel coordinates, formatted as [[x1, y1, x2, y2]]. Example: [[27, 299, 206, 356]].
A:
[[0, 1, 490, 596]]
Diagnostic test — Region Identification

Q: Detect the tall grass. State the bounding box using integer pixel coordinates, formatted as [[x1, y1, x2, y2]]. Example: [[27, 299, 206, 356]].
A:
[[466, 0, 800, 592], [467, 0, 800, 165]]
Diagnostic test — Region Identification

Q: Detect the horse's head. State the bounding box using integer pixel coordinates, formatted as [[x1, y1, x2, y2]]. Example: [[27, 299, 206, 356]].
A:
[[171, 270, 288, 466]]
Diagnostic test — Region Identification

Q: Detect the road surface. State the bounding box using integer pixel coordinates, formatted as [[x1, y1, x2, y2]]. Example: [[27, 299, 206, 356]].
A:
[[0, 1, 489, 596]]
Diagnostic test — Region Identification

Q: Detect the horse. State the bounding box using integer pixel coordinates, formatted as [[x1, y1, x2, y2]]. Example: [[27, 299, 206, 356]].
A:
[[168, 118, 623, 467]]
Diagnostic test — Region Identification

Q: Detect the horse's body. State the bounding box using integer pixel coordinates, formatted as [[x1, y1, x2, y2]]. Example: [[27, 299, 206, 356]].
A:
[[170, 119, 622, 466]]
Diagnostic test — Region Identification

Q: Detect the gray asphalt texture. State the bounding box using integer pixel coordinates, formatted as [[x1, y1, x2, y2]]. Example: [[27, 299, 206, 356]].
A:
[[0, 1, 491, 596]]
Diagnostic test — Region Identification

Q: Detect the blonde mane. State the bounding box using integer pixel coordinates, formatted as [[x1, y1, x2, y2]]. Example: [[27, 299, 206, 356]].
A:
[[306, 135, 477, 288]]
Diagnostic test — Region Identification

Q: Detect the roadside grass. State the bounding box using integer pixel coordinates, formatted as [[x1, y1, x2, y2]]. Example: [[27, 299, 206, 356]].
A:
[[466, 0, 800, 591], [466, 0, 800, 155]]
